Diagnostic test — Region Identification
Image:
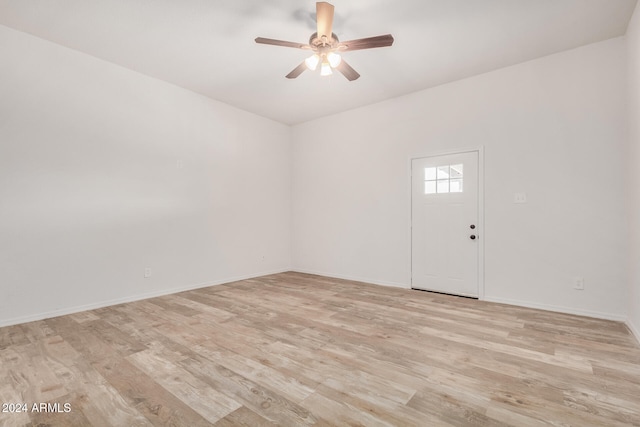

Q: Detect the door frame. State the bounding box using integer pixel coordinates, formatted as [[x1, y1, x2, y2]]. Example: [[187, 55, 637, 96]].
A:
[[408, 147, 485, 299]]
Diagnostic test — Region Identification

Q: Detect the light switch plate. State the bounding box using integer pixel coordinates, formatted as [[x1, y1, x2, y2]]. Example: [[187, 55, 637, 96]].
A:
[[514, 193, 527, 204]]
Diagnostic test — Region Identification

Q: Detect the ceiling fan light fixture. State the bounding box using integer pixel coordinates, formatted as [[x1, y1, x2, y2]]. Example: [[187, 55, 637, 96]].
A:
[[305, 54, 320, 70], [327, 52, 341, 68], [320, 60, 333, 76], [255, 2, 394, 81]]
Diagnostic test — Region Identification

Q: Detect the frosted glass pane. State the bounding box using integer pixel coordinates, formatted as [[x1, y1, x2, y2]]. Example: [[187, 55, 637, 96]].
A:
[[450, 179, 463, 193], [425, 181, 436, 194], [425, 167, 437, 180], [437, 180, 449, 193], [437, 166, 450, 179], [450, 164, 463, 178]]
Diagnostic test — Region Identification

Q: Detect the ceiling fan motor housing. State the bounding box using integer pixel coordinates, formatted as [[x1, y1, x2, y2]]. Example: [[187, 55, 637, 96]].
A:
[[309, 32, 340, 48]]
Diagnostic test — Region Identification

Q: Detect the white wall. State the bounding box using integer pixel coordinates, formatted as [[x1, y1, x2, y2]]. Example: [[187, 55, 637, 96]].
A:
[[628, 4, 640, 340], [292, 37, 628, 320], [0, 21, 633, 328], [0, 25, 292, 327]]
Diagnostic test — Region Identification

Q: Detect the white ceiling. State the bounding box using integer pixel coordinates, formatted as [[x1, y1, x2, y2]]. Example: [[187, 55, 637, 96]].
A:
[[0, 0, 637, 125]]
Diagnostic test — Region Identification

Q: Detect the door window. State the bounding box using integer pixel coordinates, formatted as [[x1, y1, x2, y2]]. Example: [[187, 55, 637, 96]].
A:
[[424, 164, 463, 194]]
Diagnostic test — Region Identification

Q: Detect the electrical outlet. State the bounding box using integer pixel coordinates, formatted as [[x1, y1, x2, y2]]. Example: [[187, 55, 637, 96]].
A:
[[573, 277, 584, 290], [144, 267, 151, 278]]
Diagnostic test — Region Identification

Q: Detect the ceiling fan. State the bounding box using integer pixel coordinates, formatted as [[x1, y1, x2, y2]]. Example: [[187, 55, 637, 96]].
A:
[[255, 1, 394, 81]]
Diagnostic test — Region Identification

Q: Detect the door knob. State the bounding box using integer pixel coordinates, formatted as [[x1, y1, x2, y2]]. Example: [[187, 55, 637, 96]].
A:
[[470, 235, 477, 240]]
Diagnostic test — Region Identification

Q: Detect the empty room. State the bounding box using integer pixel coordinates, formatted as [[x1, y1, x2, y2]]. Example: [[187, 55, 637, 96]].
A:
[[1, 0, 640, 425]]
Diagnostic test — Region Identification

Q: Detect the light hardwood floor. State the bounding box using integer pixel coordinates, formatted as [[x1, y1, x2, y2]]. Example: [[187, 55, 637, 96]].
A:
[[1, 272, 639, 426]]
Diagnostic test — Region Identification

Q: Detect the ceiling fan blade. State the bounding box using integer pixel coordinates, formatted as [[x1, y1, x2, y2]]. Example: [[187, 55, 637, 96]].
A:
[[335, 60, 360, 81], [339, 34, 394, 51], [286, 62, 308, 79], [255, 37, 310, 49], [316, 2, 335, 40]]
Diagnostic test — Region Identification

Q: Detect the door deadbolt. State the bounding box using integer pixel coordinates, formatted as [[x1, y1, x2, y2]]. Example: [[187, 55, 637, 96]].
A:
[[470, 224, 476, 229]]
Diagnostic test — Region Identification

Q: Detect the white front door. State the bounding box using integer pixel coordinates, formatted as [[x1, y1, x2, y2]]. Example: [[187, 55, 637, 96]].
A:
[[411, 151, 479, 297]]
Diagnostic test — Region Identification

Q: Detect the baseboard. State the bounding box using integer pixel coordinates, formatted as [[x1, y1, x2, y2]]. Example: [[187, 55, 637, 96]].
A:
[[483, 296, 627, 322], [291, 268, 408, 289], [626, 319, 640, 346], [0, 268, 290, 328]]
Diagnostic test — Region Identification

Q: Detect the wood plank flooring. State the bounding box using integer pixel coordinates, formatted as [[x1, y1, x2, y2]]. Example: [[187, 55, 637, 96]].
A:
[[1, 271, 639, 426]]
